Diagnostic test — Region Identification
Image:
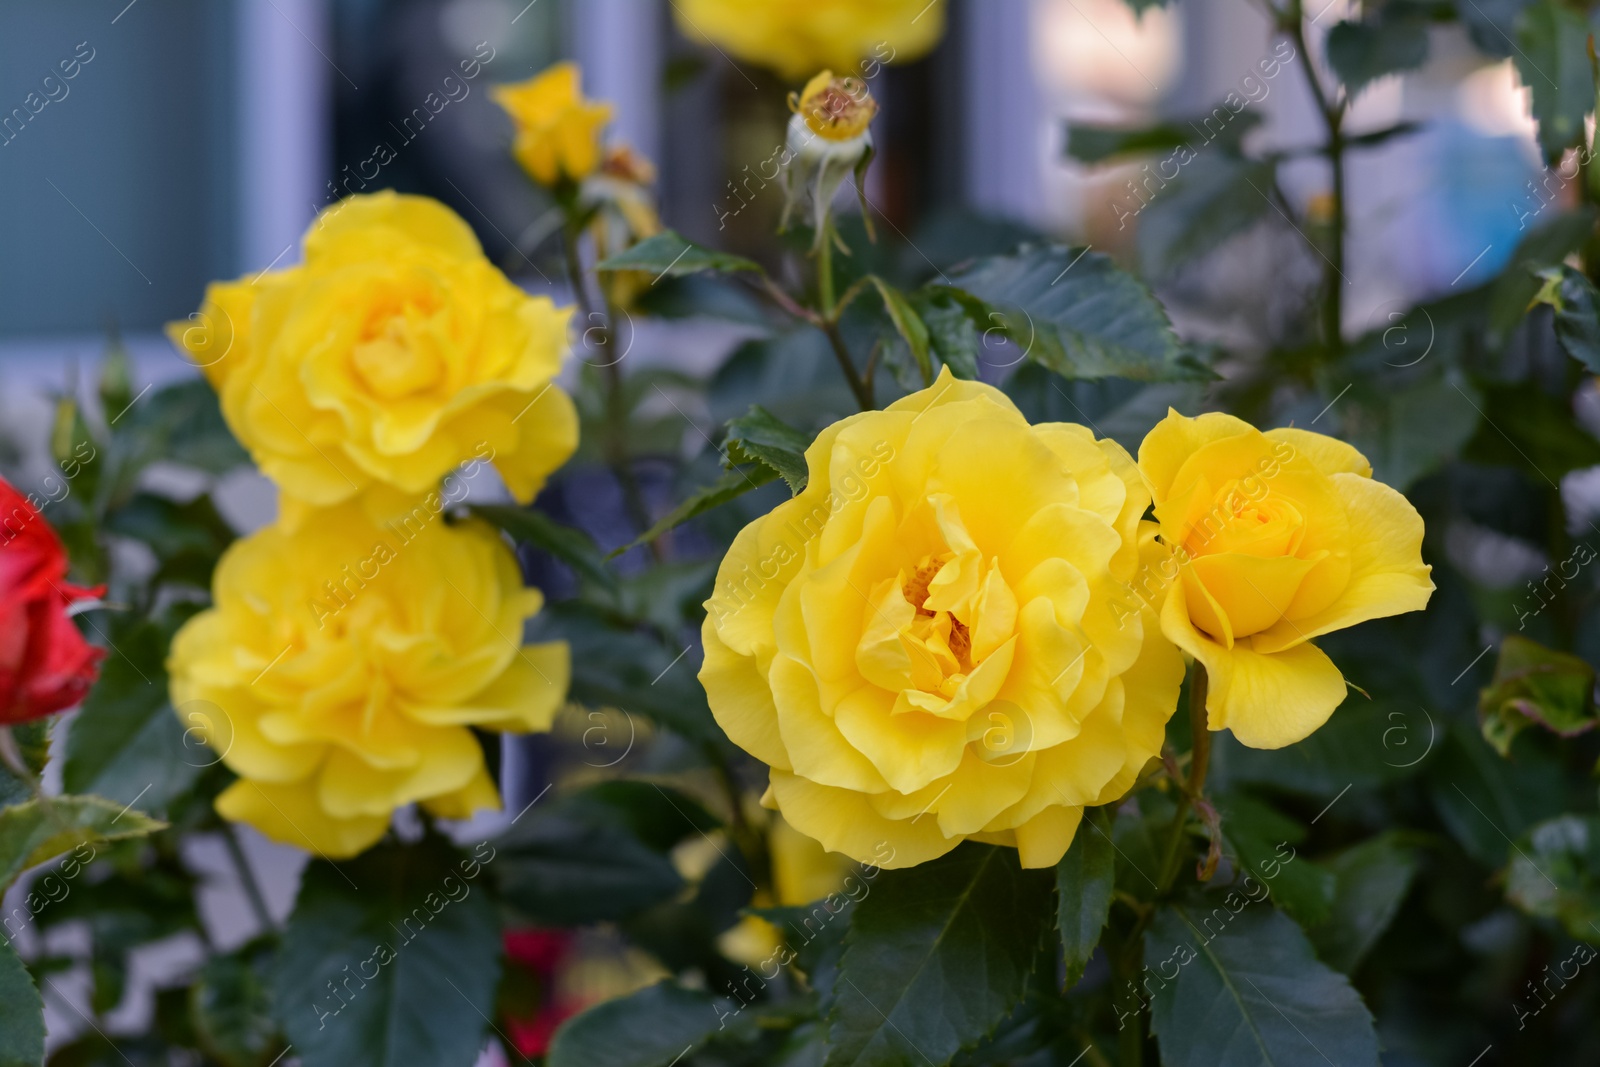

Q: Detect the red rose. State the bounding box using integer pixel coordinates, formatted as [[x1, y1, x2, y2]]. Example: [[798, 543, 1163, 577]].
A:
[[0, 477, 103, 724]]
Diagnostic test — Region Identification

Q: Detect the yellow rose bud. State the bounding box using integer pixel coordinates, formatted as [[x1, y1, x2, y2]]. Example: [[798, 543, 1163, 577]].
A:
[[168, 192, 578, 511], [790, 71, 878, 144], [168, 502, 569, 858], [699, 369, 1184, 870], [492, 62, 613, 187], [673, 0, 946, 82], [1137, 411, 1434, 749]]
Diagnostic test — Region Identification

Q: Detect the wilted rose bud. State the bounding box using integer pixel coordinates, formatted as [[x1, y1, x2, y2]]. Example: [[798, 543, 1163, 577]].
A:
[[782, 71, 878, 246]]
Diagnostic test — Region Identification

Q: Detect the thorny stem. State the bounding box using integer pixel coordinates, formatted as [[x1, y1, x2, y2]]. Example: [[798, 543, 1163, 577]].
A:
[[1156, 664, 1211, 893]]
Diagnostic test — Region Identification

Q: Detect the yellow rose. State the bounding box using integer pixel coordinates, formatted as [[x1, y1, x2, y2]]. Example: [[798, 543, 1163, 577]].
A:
[[168, 502, 568, 858], [492, 62, 613, 187], [168, 192, 578, 511], [1136, 411, 1434, 749], [673, 0, 946, 81], [699, 369, 1184, 870]]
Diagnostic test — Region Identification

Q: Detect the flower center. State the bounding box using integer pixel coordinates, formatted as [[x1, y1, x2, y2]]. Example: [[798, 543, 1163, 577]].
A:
[[1186, 480, 1306, 559], [352, 295, 445, 400]]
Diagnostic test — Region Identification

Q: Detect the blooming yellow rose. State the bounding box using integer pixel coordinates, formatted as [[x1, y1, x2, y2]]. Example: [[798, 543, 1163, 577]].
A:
[[1135, 411, 1434, 749], [492, 62, 613, 187], [699, 370, 1184, 870], [169, 502, 568, 858], [674, 0, 946, 81], [168, 192, 577, 512]]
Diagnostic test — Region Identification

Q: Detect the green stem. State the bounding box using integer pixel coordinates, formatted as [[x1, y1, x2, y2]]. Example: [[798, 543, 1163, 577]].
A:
[[223, 825, 276, 935], [1156, 664, 1211, 893], [823, 321, 875, 411], [817, 224, 837, 319], [560, 222, 660, 557], [1288, 5, 1347, 359]]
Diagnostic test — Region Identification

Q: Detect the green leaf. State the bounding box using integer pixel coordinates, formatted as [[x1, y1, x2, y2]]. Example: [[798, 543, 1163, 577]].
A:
[[1056, 809, 1115, 990], [1429, 721, 1567, 867], [0, 721, 51, 807], [1137, 155, 1279, 276], [1146, 902, 1380, 1067], [192, 942, 285, 1067], [548, 980, 733, 1067], [1487, 207, 1596, 341], [0, 796, 162, 891], [1515, 0, 1594, 162], [1308, 833, 1421, 973], [824, 843, 1053, 1067], [725, 406, 812, 493], [1217, 794, 1335, 928], [495, 803, 687, 926], [1463, 381, 1600, 482], [103, 491, 235, 588], [1478, 635, 1598, 756], [944, 245, 1188, 381], [1455, 0, 1535, 57], [64, 613, 203, 815], [470, 504, 617, 591], [1338, 373, 1483, 490], [121, 378, 249, 475], [910, 289, 982, 379], [562, 780, 721, 852], [1065, 121, 1193, 164], [1326, 12, 1430, 97], [598, 230, 761, 278], [1534, 265, 1600, 372], [609, 464, 778, 558], [0, 935, 44, 1067], [865, 276, 932, 386], [1505, 814, 1600, 941], [275, 834, 502, 1067], [547, 601, 725, 746]]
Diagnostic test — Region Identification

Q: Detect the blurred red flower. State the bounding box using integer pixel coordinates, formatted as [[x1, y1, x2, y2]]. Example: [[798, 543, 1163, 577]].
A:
[[502, 928, 582, 1058], [0, 477, 103, 724]]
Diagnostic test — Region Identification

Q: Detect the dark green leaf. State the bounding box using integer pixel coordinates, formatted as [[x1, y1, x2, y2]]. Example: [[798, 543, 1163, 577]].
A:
[[1456, 0, 1535, 57], [1057, 810, 1115, 990], [1211, 699, 1434, 801], [1217, 794, 1335, 928], [1515, 0, 1594, 161], [0, 721, 51, 807], [1535, 266, 1600, 372], [598, 230, 761, 278], [0, 935, 44, 1067], [825, 843, 1053, 1067], [1326, 13, 1430, 97], [495, 808, 686, 926], [609, 465, 778, 558], [1487, 208, 1596, 341], [192, 942, 284, 1067], [1065, 121, 1192, 164], [471, 504, 617, 591], [725, 406, 812, 493], [548, 980, 733, 1067], [1146, 902, 1380, 1067], [121, 378, 249, 474], [558, 780, 721, 853], [1137, 155, 1279, 276], [944, 245, 1188, 381], [1505, 814, 1600, 941], [547, 601, 724, 745], [1338, 374, 1483, 490], [103, 491, 234, 588], [1308, 833, 1421, 973], [0, 796, 162, 891], [275, 834, 502, 1067], [1478, 635, 1598, 756], [1429, 722, 1567, 867], [1463, 381, 1600, 482], [911, 289, 982, 379], [64, 614, 203, 815]]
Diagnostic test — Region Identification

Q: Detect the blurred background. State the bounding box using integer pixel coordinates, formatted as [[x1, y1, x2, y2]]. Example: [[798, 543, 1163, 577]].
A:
[[0, 0, 1545, 375]]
